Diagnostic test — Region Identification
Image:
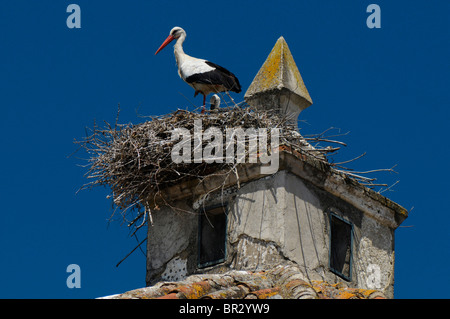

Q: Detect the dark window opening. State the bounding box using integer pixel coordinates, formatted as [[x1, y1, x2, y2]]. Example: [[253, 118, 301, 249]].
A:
[[329, 213, 353, 281], [198, 205, 227, 268]]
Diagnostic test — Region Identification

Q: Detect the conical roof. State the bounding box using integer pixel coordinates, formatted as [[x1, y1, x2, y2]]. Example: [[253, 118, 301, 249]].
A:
[[245, 37, 312, 115]]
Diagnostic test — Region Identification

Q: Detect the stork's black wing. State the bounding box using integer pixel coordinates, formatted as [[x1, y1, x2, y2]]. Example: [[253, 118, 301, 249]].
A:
[[185, 61, 241, 93]]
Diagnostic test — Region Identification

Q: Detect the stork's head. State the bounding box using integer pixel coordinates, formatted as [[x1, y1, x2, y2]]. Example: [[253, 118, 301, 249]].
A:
[[155, 26, 186, 55], [169, 27, 185, 39]]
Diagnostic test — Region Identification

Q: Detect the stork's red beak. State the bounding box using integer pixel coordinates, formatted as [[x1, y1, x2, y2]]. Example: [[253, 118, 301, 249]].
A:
[[155, 35, 175, 55]]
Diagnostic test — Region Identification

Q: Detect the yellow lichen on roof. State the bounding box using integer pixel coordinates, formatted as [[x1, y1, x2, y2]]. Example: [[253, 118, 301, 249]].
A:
[[245, 36, 312, 105], [105, 265, 387, 299]]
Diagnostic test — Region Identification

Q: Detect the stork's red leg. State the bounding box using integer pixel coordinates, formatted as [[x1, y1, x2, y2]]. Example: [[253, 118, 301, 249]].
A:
[[201, 94, 206, 114]]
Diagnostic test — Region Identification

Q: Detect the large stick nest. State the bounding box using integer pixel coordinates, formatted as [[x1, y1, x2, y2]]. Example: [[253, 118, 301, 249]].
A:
[[74, 103, 396, 229]]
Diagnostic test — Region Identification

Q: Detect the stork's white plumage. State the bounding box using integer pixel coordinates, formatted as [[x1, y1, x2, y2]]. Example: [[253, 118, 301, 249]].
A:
[[155, 27, 241, 113]]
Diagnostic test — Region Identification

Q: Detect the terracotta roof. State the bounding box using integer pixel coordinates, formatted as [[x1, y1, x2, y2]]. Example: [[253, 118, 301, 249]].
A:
[[105, 265, 386, 299]]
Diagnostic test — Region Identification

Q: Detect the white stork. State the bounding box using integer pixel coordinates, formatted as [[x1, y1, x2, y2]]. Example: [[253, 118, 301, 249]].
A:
[[210, 94, 221, 111], [155, 26, 241, 113]]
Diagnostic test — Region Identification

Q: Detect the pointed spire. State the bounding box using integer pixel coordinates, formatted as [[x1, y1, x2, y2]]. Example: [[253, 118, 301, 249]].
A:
[[244, 37, 312, 126]]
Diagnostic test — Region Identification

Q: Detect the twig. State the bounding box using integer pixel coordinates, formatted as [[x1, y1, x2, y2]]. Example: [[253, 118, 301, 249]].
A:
[[333, 152, 367, 166], [378, 180, 400, 194], [115, 237, 147, 267], [304, 137, 347, 147]]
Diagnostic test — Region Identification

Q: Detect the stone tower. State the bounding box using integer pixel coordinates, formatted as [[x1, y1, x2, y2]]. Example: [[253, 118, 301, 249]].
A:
[[145, 37, 408, 298]]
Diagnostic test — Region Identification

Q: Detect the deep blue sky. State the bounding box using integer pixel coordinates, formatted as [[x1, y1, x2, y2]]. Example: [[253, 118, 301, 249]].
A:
[[0, 1, 448, 298]]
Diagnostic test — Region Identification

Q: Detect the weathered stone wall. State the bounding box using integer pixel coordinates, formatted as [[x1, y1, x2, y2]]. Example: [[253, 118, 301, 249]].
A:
[[146, 201, 197, 285], [146, 170, 397, 297], [225, 170, 395, 297]]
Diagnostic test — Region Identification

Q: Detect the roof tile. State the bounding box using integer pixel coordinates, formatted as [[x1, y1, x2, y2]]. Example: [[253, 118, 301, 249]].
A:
[[246, 287, 281, 299], [107, 265, 387, 299]]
